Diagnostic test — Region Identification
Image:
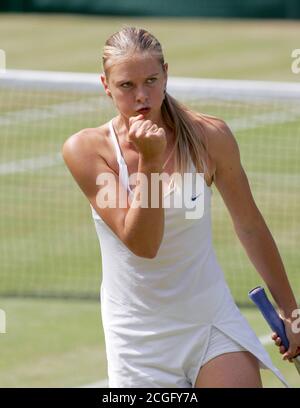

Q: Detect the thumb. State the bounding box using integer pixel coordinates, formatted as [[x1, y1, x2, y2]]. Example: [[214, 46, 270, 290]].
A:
[[129, 114, 144, 126], [283, 343, 297, 360]]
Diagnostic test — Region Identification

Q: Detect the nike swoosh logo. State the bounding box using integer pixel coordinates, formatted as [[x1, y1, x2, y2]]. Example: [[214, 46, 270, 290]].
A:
[[191, 193, 202, 201]]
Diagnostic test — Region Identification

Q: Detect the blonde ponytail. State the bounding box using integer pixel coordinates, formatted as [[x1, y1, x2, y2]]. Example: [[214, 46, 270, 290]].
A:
[[103, 26, 221, 185]]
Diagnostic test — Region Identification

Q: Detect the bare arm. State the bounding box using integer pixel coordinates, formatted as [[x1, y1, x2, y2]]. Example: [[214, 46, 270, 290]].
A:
[[210, 119, 299, 357], [62, 123, 165, 259], [123, 156, 164, 258]]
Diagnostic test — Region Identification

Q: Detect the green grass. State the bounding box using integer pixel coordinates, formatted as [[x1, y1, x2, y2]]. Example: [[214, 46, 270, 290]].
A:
[[0, 298, 298, 388], [0, 92, 299, 302], [0, 14, 300, 81], [0, 297, 107, 387]]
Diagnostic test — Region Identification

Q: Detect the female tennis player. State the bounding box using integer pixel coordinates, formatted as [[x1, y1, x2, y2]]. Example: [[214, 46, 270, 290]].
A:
[[62, 27, 299, 388]]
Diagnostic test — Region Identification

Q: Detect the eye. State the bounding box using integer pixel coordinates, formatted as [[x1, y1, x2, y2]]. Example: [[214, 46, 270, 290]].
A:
[[120, 82, 132, 88], [146, 78, 157, 83]]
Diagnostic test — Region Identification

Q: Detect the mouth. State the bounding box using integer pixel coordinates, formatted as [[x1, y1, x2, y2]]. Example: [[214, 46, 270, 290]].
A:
[[136, 107, 151, 114]]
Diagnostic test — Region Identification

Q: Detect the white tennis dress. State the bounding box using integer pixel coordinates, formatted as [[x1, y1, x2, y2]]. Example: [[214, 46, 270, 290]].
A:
[[90, 118, 288, 388]]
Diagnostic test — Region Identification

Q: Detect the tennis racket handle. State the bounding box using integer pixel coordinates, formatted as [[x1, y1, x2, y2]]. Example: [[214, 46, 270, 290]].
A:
[[248, 286, 289, 350]]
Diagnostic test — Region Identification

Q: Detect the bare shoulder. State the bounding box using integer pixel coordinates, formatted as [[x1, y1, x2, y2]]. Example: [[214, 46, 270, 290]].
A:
[[61, 122, 115, 199], [61, 122, 117, 175], [196, 114, 237, 157], [194, 114, 262, 231], [62, 123, 109, 158]]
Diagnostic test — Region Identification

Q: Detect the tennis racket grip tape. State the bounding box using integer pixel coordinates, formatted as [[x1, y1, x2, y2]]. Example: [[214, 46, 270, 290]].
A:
[[248, 286, 289, 350]]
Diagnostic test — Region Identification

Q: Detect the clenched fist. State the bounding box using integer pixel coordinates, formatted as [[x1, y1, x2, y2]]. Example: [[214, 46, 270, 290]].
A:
[[127, 114, 167, 162]]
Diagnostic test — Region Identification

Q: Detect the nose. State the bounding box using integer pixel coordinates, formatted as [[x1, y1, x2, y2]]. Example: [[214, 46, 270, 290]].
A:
[[135, 86, 148, 104]]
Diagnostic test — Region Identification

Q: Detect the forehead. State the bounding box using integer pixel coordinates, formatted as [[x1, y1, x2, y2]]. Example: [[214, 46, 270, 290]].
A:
[[110, 54, 162, 82]]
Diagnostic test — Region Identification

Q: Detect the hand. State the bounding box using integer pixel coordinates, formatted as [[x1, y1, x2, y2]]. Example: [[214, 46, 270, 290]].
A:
[[271, 318, 300, 362], [128, 114, 167, 162]]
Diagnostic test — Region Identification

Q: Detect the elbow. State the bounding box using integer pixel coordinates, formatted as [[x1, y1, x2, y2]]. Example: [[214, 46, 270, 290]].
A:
[[144, 249, 159, 259], [130, 246, 159, 259], [124, 238, 160, 259], [234, 215, 266, 238], [121, 224, 163, 259]]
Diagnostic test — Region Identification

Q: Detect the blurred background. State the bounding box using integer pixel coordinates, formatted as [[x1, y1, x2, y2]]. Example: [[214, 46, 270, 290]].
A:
[[1, 0, 300, 19], [0, 0, 299, 388]]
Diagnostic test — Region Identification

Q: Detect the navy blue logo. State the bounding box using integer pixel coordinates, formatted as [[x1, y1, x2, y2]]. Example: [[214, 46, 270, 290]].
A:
[[191, 193, 201, 201]]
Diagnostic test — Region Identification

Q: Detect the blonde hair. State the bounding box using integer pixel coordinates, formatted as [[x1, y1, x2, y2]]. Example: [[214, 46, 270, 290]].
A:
[[102, 26, 218, 185]]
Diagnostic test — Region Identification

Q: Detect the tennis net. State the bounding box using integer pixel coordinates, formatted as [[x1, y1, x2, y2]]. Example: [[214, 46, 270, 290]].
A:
[[1, 69, 299, 304]]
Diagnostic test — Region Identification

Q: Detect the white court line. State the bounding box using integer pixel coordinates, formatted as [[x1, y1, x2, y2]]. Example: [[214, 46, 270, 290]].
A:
[[1, 108, 300, 176], [79, 333, 273, 388], [0, 97, 111, 126], [0, 100, 299, 127], [259, 333, 273, 345], [227, 108, 300, 131], [0, 152, 62, 175]]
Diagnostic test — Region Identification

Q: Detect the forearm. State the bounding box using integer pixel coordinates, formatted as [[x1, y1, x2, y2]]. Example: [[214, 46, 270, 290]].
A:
[[235, 219, 298, 318], [124, 156, 164, 258]]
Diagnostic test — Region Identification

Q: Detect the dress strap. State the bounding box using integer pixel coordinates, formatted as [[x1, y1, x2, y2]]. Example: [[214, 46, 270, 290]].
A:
[[109, 119, 134, 196]]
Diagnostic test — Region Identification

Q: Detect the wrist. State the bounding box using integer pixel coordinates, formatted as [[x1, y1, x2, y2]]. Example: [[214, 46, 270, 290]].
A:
[[279, 306, 299, 322], [139, 155, 164, 171]]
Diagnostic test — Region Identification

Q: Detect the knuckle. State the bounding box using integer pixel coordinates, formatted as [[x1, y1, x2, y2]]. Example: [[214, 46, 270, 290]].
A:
[[129, 116, 136, 124], [135, 129, 143, 137], [128, 130, 136, 139]]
